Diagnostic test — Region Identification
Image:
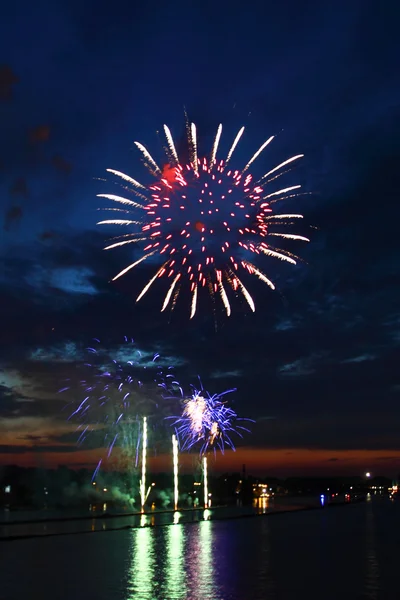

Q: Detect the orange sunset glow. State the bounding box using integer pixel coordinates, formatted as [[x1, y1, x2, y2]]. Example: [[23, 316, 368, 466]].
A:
[[2, 446, 399, 477]]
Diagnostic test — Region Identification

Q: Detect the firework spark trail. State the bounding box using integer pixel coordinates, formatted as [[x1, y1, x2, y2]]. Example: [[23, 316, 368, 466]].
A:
[[104, 238, 147, 250], [97, 219, 142, 226], [263, 213, 304, 221], [218, 281, 231, 317], [259, 246, 297, 265], [190, 123, 198, 174], [99, 120, 311, 317], [233, 273, 255, 312], [243, 261, 275, 290], [111, 251, 156, 282], [140, 416, 147, 511], [92, 459, 102, 482], [163, 125, 179, 166], [136, 263, 168, 302], [108, 433, 118, 458], [242, 135, 274, 173], [161, 273, 181, 312], [259, 155, 304, 182], [203, 457, 208, 509], [172, 434, 179, 511], [262, 185, 301, 200], [105, 169, 147, 190], [190, 284, 197, 319], [268, 233, 310, 242], [210, 124, 222, 165], [134, 142, 162, 176], [135, 433, 141, 468], [225, 126, 244, 165], [98, 194, 146, 209]]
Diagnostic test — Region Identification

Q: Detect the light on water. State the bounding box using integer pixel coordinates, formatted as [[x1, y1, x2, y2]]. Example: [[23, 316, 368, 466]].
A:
[[129, 526, 155, 598], [166, 522, 186, 599], [2, 500, 399, 600], [127, 513, 217, 599]]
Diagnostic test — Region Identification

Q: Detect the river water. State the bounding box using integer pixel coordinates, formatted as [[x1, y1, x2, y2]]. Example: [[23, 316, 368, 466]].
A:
[[1, 497, 398, 599]]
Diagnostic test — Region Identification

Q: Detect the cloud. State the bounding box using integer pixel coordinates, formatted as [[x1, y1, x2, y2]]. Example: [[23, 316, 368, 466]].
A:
[[0, 416, 73, 440], [341, 354, 376, 364], [29, 342, 79, 363], [25, 265, 98, 295], [0, 365, 69, 411], [27, 339, 186, 370], [275, 320, 296, 331], [112, 345, 185, 368], [278, 355, 321, 377], [210, 369, 243, 379], [0, 370, 38, 399]]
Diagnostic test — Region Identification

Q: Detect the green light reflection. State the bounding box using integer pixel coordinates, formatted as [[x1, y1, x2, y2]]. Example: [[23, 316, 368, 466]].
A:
[[128, 526, 156, 599], [126, 514, 217, 599], [165, 520, 187, 598]]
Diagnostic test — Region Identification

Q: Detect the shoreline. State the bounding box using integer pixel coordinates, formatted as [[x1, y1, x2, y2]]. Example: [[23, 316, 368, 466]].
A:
[[0, 496, 365, 542]]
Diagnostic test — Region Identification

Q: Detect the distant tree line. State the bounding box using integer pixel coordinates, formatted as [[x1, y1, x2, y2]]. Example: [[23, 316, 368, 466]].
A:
[[0, 464, 395, 511]]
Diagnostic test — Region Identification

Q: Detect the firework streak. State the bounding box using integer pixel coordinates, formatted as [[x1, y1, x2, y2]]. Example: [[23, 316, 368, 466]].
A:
[[203, 456, 208, 509], [140, 416, 147, 511], [172, 433, 179, 511]]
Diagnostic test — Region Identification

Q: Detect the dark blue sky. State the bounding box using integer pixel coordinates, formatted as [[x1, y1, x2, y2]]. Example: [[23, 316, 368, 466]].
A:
[[0, 0, 399, 474]]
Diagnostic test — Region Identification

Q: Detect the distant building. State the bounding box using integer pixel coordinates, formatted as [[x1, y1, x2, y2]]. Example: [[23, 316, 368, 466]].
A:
[[253, 483, 271, 499], [252, 482, 287, 499]]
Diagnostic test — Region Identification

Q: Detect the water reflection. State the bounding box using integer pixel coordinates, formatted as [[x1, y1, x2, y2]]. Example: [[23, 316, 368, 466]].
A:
[[165, 523, 187, 598], [199, 519, 214, 592], [187, 518, 216, 599], [253, 496, 270, 513], [140, 514, 148, 528], [255, 518, 276, 599], [128, 525, 156, 598], [364, 502, 380, 599], [127, 513, 219, 599]]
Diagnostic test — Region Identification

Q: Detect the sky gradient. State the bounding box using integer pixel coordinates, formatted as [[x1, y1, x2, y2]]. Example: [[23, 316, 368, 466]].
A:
[[0, 0, 399, 477]]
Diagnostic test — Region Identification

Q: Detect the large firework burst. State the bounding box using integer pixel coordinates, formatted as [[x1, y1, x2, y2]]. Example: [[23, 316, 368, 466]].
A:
[[98, 119, 310, 318]]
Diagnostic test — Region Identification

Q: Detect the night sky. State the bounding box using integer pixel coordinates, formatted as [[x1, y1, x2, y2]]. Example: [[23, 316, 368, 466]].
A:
[[1, 1, 399, 477]]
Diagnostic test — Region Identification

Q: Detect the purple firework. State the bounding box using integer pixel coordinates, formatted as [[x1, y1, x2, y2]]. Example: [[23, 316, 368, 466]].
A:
[[59, 337, 165, 477], [163, 378, 253, 455]]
